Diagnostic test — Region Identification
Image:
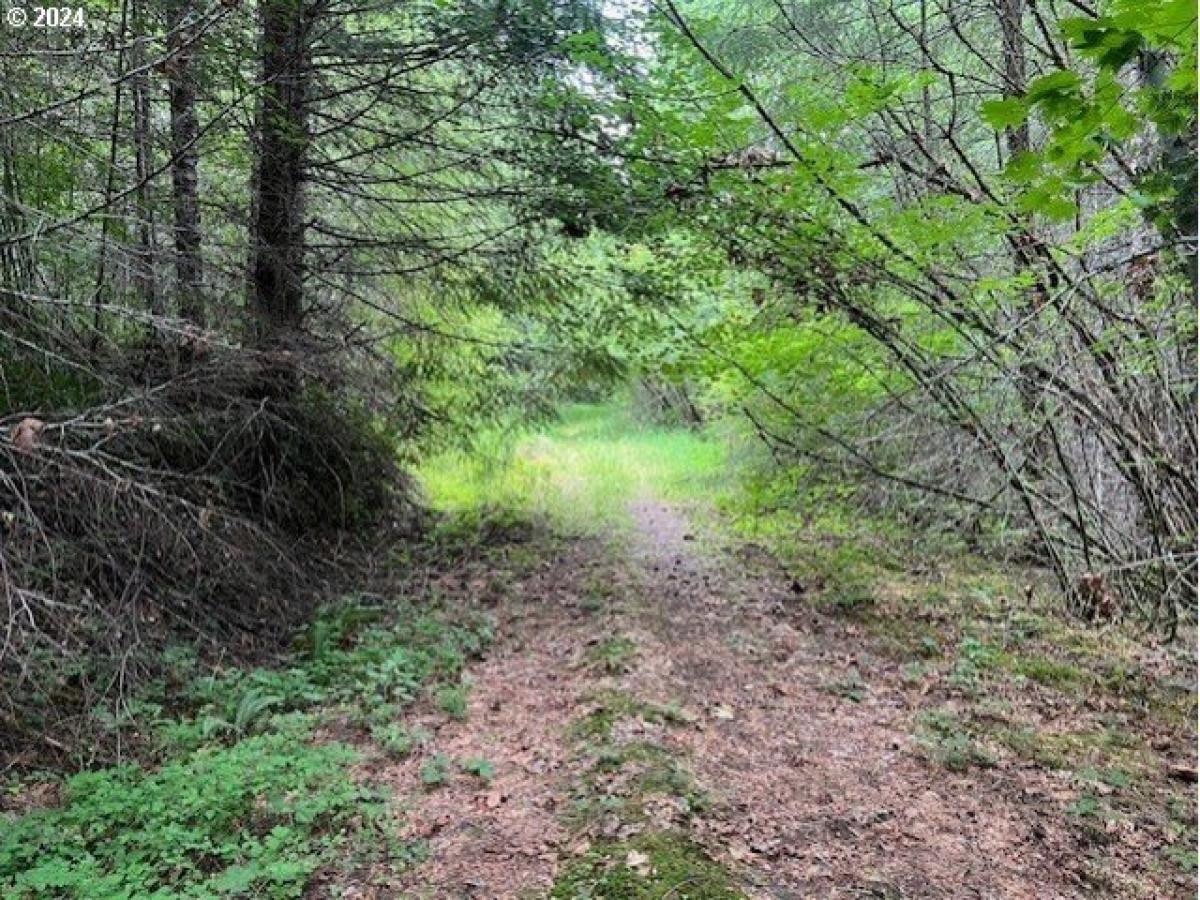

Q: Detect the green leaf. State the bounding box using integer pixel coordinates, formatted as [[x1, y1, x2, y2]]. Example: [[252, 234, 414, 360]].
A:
[[1003, 151, 1042, 182], [981, 98, 1029, 130], [1026, 70, 1083, 101]]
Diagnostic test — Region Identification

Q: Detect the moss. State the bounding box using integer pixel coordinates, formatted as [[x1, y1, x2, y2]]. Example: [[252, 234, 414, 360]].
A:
[[570, 690, 691, 742], [550, 832, 743, 899], [587, 636, 638, 674], [568, 739, 709, 833]]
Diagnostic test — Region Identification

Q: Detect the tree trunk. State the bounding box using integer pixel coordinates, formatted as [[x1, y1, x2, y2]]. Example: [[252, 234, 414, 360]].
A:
[[131, 1, 160, 322], [997, 0, 1029, 158], [251, 0, 315, 343], [92, 0, 131, 344], [0, 106, 33, 318], [166, 0, 205, 327]]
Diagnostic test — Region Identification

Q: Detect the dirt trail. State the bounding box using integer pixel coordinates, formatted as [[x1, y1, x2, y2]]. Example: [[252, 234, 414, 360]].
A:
[[372, 500, 1134, 898], [619, 499, 1085, 899], [377, 541, 604, 898]]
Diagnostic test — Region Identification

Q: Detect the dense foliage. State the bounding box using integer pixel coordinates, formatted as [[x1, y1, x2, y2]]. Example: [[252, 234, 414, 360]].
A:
[[525, 0, 1199, 631], [0, 0, 1195, 760]]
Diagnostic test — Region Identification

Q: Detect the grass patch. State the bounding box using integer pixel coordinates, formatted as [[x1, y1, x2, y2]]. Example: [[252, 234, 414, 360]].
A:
[[824, 671, 867, 703], [587, 636, 638, 674], [916, 709, 995, 772], [570, 690, 692, 742], [435, 682, 471, 720], [1011, 654, 1088, 689], [551, 831, 743, 899], [418, 402, 726, 533], [992, 724, 1146, 773]]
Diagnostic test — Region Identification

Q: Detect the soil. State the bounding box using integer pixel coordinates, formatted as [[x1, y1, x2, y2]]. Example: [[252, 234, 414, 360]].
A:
[[353, 498, 1195, 899]]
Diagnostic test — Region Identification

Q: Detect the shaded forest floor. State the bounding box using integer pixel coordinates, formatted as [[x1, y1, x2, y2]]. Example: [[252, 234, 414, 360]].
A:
[[2, 405, 1196, 899]]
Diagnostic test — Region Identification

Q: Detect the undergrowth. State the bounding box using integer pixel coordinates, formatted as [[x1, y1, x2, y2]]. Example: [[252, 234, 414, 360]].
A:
[[557, 680, 734, 899], [0, 594, 491, 897], [1, 722, 377, 899], [104, 600, 490, 756], [1, 355, 412, 767]]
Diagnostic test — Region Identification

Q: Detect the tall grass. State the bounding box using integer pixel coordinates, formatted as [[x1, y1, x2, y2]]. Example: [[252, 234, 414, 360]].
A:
[[417, 403, 726, 533]]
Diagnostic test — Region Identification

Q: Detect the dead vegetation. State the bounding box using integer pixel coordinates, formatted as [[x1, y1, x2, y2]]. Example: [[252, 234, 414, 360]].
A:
[[0, 347, 413, 767]]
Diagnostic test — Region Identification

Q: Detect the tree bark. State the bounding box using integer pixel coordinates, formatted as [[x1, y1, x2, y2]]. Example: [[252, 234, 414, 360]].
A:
[[131, 0, 160, 322], [166, 0, 205, 327], [997, 0, 1030, 158], [251, 0, 316, 343]]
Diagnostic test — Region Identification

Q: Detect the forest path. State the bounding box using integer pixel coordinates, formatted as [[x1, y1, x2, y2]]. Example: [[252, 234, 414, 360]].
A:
[[366, 491, 1090, 899]]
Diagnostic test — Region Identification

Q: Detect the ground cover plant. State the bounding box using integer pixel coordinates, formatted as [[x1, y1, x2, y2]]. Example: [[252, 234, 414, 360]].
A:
[[0, 592, 491, 897]]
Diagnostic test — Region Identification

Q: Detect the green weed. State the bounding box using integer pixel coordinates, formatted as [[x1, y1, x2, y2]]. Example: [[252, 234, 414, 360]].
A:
[[371, 723, 429, 760], [0, 724, 375, 898], [587, 636, 637, 674], [0, 595, 490, 897], [435, 683, 470, 720], [461, 757, 496, 782], [157, 602, 489, 753], [420, 753, 453, 787], [916, 709, 995, 772], [1165, 843, 1198, 873], [825, 672, 867, 703]]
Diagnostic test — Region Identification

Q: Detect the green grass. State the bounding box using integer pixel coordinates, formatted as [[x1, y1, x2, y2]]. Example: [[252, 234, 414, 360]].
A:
[[418, 402, 726, 533], [587, 635, 638, 673], [916, 709, 996, 772]]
